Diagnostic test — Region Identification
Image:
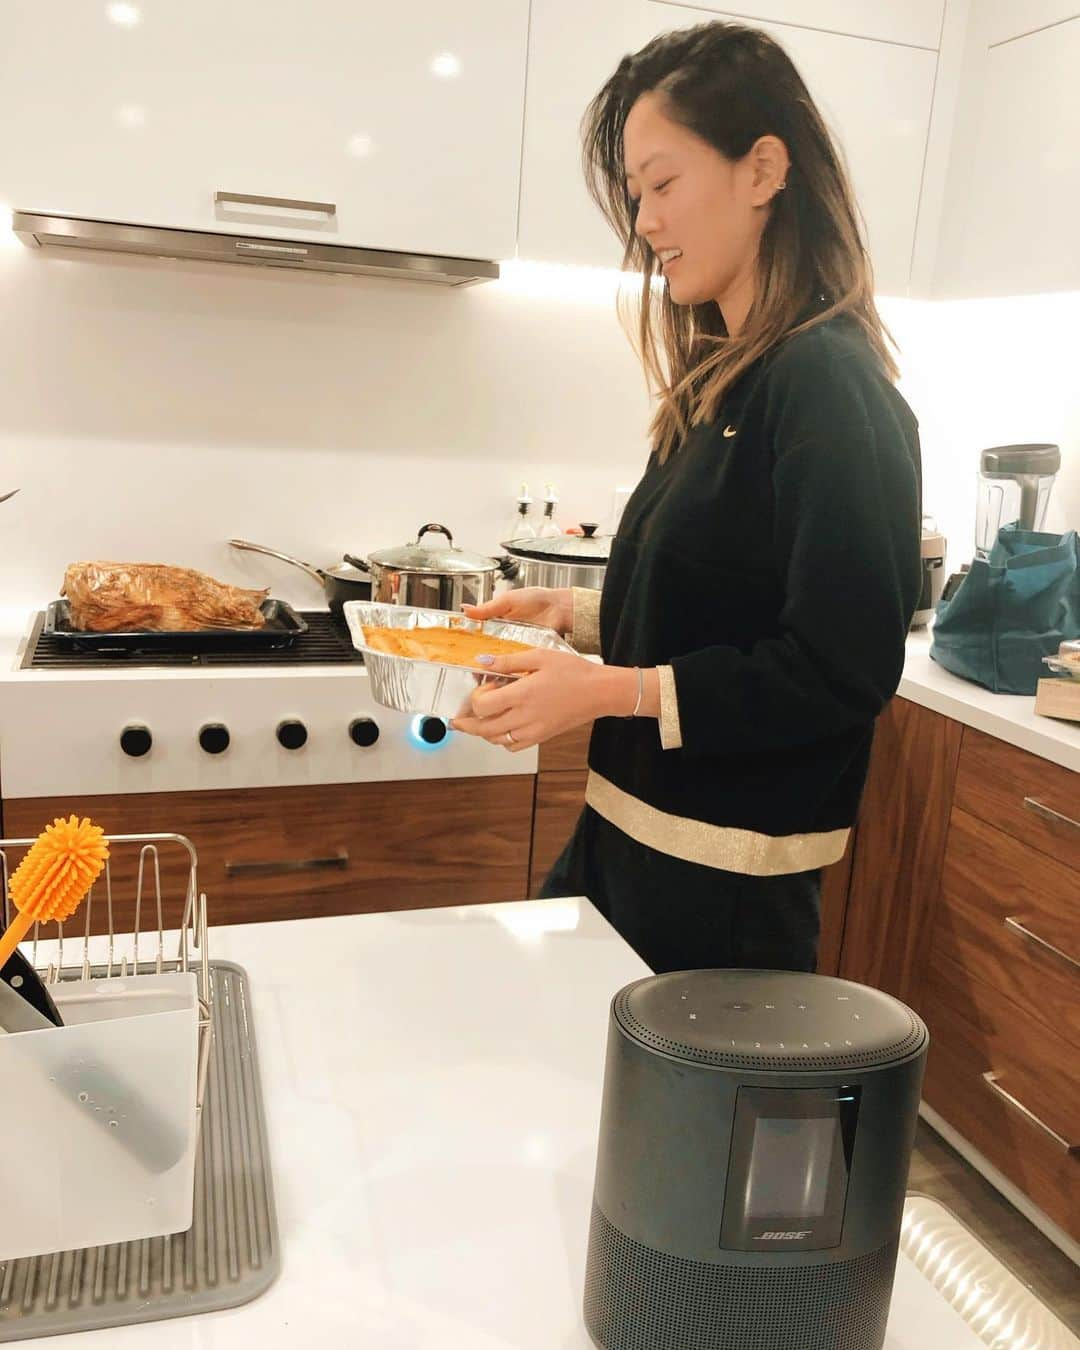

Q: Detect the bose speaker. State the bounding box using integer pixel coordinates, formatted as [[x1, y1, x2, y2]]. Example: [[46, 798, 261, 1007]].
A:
[[583, 969, 928, 1350]]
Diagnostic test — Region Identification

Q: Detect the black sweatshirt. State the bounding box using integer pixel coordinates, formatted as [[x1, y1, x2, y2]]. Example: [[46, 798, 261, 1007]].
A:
[[582, 315, 922, 875]]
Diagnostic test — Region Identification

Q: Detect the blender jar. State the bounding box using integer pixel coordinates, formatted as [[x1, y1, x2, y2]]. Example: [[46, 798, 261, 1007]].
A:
[[975, 443, 1060, 558]]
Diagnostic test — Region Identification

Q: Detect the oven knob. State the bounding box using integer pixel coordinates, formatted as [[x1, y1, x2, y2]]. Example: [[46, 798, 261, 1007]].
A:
[[349, 717, 380, 748], [199, 723, 230, 755], [276, 719, 308, 750], [120, 724, 152, 758], [418, 716, 447, 745]]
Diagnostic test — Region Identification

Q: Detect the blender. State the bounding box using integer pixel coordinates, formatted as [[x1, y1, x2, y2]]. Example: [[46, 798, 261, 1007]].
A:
[[975, 443, 1061, 558], [941, 443, 1061, 602]]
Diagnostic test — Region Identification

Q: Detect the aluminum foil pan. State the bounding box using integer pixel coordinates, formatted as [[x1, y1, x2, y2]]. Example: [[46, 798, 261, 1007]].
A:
[[342, 601, 575, 718]]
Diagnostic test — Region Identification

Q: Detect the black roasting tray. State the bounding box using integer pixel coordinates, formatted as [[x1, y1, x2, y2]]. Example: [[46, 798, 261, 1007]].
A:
[[43, 598, 309, 654]]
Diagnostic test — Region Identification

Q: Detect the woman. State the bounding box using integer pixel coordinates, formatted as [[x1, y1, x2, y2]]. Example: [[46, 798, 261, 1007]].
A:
[[451, 21, 922, 976]]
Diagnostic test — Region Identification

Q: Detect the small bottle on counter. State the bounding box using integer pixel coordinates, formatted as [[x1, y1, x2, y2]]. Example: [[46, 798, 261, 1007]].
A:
[[504, 483, 537, 543], [538, 484, 562, 539]]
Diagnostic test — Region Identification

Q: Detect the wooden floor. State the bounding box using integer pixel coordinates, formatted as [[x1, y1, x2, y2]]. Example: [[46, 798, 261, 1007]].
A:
[[909, 1120, 1080, 1332]]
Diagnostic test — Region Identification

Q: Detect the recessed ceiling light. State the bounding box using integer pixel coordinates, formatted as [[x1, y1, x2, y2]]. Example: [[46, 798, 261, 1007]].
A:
[[430, 52, 462, 79], [106, 3, 141, 26], [346, 133, 375, 158]]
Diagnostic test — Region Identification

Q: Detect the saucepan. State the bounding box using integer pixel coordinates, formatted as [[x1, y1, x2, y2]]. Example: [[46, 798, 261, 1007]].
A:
[[231, 524, 518, 614], [229, 539, 372, 614]]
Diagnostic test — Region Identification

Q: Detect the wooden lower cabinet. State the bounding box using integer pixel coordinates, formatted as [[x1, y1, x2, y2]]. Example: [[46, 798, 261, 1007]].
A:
[[839, 697, 963, 1007], [2, 776, 535, 933], [922, 952, 1080, 1241], [816, 838, 854, 977], [831, 695, 1080, 1241], [935, 807, 1080, 1050], [529, 770, 586, 897]]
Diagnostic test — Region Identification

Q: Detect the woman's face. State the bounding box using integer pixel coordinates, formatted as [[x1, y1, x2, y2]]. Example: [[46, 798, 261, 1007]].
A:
[[623, 91, 782, 310]]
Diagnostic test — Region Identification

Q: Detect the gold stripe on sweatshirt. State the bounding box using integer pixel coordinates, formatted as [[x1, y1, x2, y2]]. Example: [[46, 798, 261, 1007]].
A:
[[568, 587, 602, 656], [656, 664, 683, 750], [585, 771, 850, 876]]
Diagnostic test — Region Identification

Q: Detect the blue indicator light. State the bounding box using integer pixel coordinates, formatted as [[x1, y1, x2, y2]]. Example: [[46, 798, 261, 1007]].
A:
[[409, 715, 451, 750]]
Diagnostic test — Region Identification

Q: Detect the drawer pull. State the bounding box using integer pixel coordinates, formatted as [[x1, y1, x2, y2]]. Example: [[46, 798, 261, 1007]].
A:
[[1022, 796, 1080, 835], [1004, 916, 1080, 975], [225, 850, 349, 878], [981, 1072, 1078, 1154], [215, 191, 337, 217]]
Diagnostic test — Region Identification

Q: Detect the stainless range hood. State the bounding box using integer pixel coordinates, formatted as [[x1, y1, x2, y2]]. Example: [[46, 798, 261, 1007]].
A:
[[12, 211, 500, 286]]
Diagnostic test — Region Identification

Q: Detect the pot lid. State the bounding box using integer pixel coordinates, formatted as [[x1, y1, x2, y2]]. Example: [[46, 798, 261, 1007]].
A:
[[326, 559, 370, 582], [366, 523, 501, 575], [502, 523, 611, 565]]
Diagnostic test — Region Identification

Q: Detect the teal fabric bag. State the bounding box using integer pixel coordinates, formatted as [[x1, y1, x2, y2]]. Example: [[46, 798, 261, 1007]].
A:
[[930, 525, 1080, 694]]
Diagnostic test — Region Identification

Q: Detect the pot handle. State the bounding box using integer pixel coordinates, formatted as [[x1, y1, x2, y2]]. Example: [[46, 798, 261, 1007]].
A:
[[342, 552, 372, 574], [417, 523, 454, 547], [495, 554, 520, 582], [228, 538, 325, 585]]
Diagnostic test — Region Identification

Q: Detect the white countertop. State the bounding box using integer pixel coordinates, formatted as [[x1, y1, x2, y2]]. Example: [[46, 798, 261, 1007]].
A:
[[900, 629, 1080, 772], [17, 899, 990, 1349]]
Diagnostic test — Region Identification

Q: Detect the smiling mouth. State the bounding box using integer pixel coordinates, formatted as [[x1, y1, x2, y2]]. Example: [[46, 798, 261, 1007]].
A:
[[657, 248, 682, 272]]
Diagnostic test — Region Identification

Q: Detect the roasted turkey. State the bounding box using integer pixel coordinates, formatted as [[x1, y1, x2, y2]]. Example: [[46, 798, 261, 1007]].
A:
[[63, 562, 269, 632]]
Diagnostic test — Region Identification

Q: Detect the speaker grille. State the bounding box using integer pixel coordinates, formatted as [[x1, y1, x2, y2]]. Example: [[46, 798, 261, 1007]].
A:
[[584, 1203, 898, 1350], [614, 989, 925, 1071]]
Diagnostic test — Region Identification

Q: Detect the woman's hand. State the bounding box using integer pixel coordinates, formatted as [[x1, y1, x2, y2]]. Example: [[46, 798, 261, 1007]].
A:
[[461, 586, 574, 636], [451, 648, 635, 751]]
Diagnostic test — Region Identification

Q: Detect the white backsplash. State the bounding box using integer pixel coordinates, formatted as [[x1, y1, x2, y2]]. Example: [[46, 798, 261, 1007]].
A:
[[881, 291, 1080, 570], [0, 244, 650, 632], [0, 229, 1077, 636]]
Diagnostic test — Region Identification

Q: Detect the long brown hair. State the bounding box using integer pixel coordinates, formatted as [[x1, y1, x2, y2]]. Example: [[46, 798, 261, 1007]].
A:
[[582, 21, 898, 462]]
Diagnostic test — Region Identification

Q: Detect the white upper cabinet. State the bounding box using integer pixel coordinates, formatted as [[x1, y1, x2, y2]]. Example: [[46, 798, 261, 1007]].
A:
[[517, 0, 654, 269], [518, 0, 937, 289], [937, 13, 1080, 296], [0, 0, 529, 261], [983, 0, 1079, 45], [647, 0, 945, 49], [636, 5, 938, 295]]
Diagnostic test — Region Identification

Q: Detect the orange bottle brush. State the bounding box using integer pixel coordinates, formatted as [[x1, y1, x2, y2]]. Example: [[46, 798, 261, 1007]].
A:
[[0, 816, 109, 968]]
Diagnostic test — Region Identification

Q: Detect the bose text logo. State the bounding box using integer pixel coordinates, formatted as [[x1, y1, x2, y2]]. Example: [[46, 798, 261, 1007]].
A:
[[754, 1231, 812, 1240]]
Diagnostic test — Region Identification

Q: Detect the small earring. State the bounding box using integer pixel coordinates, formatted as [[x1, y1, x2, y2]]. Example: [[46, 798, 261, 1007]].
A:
[[776, 180, 787, 192]]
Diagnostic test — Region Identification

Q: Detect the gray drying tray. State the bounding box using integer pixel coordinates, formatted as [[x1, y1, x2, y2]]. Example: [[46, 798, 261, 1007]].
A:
[[0, 961, 279, 1340]]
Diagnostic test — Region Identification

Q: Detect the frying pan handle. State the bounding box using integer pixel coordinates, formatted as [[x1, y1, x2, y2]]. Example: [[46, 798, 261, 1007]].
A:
[[342, 553, 371, 574], [417, 523, 454, 547], [228, 538, 325, 585]]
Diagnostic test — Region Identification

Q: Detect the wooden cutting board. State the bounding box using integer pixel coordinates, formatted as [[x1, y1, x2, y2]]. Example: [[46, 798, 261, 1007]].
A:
[[1034, 677, 1080, 722]]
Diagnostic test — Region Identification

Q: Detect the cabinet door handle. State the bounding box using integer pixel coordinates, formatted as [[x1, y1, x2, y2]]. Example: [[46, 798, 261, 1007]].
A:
[[225, 850, 349, 878], [215, 191, 337, 217], [981, 1072, 1078, 1154], [1022, 796, 1080, 835], [1003, 916, 1080, 975]]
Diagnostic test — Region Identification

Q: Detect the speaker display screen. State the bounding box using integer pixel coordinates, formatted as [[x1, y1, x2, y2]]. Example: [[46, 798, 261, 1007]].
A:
[[720, 1085, 861, 1250], [745, 1117, 837, 1218]]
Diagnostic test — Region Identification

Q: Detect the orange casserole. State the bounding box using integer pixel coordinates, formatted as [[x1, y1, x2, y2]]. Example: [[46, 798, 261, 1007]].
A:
[[362, 624, 532, 669]]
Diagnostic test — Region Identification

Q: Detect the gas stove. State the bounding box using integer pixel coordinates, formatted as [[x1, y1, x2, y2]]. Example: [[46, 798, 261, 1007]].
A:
[[1, 610, 533, 801], [21, 609, 364, 669]]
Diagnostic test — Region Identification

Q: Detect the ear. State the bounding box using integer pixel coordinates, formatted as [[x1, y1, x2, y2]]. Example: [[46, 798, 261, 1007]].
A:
[[748, 135, 791, 208]]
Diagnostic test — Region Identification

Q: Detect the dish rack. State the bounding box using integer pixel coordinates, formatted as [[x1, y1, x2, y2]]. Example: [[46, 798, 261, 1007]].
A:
[[0, 832, 213, 1128], [0, 834, 281, 1330]]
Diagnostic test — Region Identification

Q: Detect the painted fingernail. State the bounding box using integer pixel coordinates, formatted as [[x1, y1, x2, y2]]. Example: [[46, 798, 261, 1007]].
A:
[[476, 654, 495, 666]]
